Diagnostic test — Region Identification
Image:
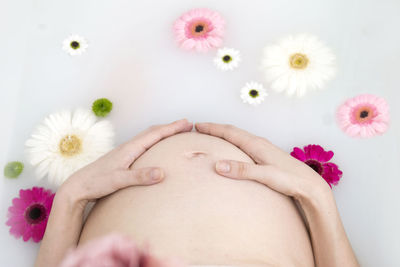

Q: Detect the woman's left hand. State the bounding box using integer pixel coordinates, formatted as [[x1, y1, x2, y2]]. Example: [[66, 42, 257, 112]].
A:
[[195, 122, 330, 202], [59, 119, 193, 209]]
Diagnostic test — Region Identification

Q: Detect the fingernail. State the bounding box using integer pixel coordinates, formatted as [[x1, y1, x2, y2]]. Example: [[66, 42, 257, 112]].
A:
[[216, 161, 230, 173], [150, 168, 162, 181], [196, 123, 207, 131]]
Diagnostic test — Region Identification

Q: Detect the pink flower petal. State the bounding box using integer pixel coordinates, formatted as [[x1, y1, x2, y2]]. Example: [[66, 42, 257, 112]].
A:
[[320, 150, 334, 162], [173, 8, 225, 52], [291, 144, 342, 188], [337, 94, 390, 138], [181, 38, 196, 50], [32, 224, 45, 243], [323, 162, 343, 186], [59, 234, 142, 267], [310, 145, 323, 160], [345, 124, 362, 137], [6, 214, 25, 226], [19, 189, 34, 204], [290, 147, 306, 161], [5, 186, 54, 243], [11, 198, 26, 210], [371, 121, 388, 134], [9, 221, 27, 238], [303, 145, 313, 160], [22, 227, 33, 242]]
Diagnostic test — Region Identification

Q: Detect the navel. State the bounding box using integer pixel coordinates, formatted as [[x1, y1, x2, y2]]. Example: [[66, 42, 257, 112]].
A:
[[183, 150, 208, 159]]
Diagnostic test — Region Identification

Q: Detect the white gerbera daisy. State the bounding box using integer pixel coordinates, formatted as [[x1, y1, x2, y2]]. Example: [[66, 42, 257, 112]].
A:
[[240, 81, 268, 106], [261, 33, 336, 97], [25, 109, 114, 186], [62, 34, 89, 56], [214, 47, 241, 71]]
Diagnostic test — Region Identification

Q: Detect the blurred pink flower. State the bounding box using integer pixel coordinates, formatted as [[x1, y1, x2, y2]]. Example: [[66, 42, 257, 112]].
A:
[[6, 187, 55, 242], [291, 145, 342, 188], [173, 8, 225, 52], [337, 94, 390, 138], [59, 234, 185, 267]]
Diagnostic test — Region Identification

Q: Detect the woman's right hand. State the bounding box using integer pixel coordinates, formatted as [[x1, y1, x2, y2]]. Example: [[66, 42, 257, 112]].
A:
[[195, 122, 332, 203], [36, 119, 193, 267], [59, 119, 193, 209]]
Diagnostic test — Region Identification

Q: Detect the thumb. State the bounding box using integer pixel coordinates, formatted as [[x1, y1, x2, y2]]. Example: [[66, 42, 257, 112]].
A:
[[215, 160, 296, 196], [116, 167, 165, 188]]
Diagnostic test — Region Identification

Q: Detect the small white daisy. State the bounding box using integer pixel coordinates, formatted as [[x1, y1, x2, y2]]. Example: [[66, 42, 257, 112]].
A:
[[25, 109, 114, 186], [261, 33, 336, 97], [213, 47, 241, 71], [62, 34, 89, 56], [240, 81, 268, 106]]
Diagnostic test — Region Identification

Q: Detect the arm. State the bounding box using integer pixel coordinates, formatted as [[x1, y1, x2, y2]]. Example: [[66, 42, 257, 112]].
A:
[[195, 122, 359, 267], [34, 188, 85, 267], [35, 119, 193, 267], [299, 187, 358, 267]]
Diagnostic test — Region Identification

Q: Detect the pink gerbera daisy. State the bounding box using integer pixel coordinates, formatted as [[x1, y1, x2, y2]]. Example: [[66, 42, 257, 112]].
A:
[[173, 8, 225, 52], [337, 94, 390, 138], [6, 187, 55, 242], [59, 234, 185, 267], [291, 144, 343, 188]]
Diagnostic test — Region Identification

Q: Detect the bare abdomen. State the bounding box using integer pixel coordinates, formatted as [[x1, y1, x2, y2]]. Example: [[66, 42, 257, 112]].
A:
[[79, 132, 314, 266]]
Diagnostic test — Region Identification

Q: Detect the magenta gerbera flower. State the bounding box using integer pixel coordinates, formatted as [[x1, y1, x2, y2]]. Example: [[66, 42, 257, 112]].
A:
[[291, 145, 343, 188], [173, 8, 225, 52], [337, 94, 390, 138], [6, 187, 55, 242]]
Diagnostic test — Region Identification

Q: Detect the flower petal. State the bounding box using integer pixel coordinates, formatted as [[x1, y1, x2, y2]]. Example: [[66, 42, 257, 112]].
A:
[[290, 147, 306, 162], [5, 187, 55, 242]]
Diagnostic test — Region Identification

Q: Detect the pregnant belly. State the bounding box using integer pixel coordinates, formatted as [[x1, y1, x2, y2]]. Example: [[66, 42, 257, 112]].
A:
[[78, 132, 314, 266]]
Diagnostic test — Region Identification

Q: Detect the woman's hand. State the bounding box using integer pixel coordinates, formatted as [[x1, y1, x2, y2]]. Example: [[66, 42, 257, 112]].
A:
[[59, 119, 194, 208], [36, 119, 193, 267], [195, 122, 331, 202], [195, 122, 359, 267]]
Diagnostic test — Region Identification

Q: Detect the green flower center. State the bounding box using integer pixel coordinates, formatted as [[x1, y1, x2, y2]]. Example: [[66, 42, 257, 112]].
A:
[[289, 53, 309, 69], [249, 89, 259, 98], [59, 135, 81, 156], [70, 41, 80, 50], [222, 55, 232, 63]]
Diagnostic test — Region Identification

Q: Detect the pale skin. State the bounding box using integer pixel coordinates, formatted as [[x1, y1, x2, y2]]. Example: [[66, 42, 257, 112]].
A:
[[35, 119, 359, 267]]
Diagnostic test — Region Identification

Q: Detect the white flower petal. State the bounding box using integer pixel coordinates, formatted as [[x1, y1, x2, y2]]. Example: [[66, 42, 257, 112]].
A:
[[240, 81, 268, 106], [261, 34, 336, 97], [62, 34, 89, 56], [213, 47, 241, 71], [25, 109, 114, 186]]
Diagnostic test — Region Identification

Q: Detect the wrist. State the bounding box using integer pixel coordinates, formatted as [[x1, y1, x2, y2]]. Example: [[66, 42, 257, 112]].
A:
[[55, 184, 88, 213], [297, 179, 335, 211]]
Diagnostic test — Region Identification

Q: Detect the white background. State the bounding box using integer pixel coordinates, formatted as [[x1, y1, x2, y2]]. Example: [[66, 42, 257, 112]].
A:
[[1, 0, 399, 266]]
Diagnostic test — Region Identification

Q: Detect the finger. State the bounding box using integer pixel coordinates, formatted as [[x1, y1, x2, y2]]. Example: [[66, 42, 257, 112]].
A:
[[215, 160, 300, 197], [111, 167, 164, 190], [195, 122, 282, 164], [119, 119, 193, 167]]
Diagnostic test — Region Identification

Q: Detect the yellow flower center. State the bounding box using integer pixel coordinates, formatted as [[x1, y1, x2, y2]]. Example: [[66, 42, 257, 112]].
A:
[[289, 53, 309, 69], [59, 135, 81, 156]]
